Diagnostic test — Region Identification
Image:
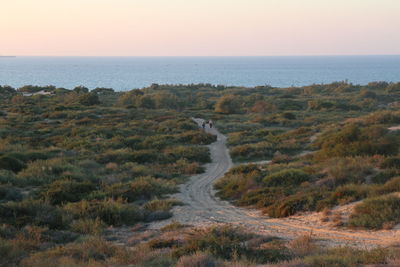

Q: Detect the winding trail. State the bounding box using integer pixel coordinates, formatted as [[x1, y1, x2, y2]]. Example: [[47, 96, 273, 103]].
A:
[[149, 119, 399, 248]]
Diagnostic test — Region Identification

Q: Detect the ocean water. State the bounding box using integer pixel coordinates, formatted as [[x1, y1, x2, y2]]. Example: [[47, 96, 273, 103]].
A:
[[0, 56, 399, 91]]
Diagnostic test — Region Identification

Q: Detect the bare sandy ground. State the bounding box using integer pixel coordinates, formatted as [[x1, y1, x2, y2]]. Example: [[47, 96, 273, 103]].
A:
[[389, 126, 400, 131], [148, 119, 399, 248]]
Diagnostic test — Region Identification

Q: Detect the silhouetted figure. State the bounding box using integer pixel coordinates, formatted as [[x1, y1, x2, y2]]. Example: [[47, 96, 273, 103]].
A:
[[209, 120, 213, 128], [202, 121, 206, 129]]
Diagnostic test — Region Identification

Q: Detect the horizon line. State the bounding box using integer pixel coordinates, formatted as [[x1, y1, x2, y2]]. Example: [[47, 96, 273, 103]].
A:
[[6, 54, 400, 57]]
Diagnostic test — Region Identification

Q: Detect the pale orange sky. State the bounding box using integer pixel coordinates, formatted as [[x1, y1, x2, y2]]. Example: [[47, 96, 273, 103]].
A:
[[1, 0, 400, 56]]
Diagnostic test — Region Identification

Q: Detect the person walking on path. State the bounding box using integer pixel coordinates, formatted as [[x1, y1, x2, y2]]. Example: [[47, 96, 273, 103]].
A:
[[209, 120, 213, 128], [202, 121, 206, 129]]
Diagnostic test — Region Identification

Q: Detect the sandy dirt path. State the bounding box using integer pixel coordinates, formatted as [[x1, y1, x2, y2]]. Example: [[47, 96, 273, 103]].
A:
[[149, 119, 399, 248]]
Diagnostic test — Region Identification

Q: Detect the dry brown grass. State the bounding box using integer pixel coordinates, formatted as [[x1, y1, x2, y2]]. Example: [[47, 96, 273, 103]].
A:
[[331, 212, 344, 227], [176, 252, 221, 267], [320, 208, 331, 223], [288, 234, 318, 257], [382, 221, 396, 230], [265, 258, 310, 267]]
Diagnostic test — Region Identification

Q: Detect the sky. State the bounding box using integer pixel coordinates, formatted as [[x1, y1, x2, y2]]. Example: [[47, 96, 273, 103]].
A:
[[1, 0, 400, 56]]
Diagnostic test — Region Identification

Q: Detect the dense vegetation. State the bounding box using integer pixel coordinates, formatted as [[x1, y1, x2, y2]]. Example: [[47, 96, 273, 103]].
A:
[[209, 82, 400, 230], [1, 81, 400, 265], [0, 85, 216, 266], [3, 223, 399, 267]]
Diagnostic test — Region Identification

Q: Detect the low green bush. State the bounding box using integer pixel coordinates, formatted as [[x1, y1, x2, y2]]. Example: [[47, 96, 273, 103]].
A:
[[6, 151, 52, 163], [78, 93, 100, 106], [0, 155, 26, 173], [20, 237, 123, 267], [236, 187, 290, 208], [266, 190, 326, 218], [348, 196, 400, 229], [164, 146, 211, 163], [304, 247, 389, 267], [325, 184, 373, 206], [17, 159, 83, 186], [103, 176, 176, 202], [0, 238, 29, 266], [176, 252, 219, 267], [144, 199, 179, 212], [230, 142, 275, 161], [0, 185, 23, 202], [315, 124, 399, 158], [173, 226, 291, 263], [63, 199, 143, 226], [215, 165, 262, 201], [381, 156, 400, 169], [0, 200, 66, 229], [263, 169, 310, 187], [375, 177, 400, 195], [40, 179, 97, 205], [321, 157, 373, 185], [70, 218, 106, 235], [371, 169, 400, 184]]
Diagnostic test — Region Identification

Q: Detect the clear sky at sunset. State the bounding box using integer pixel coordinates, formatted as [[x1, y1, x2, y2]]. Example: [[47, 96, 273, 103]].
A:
[[1, 0, 400, 56]]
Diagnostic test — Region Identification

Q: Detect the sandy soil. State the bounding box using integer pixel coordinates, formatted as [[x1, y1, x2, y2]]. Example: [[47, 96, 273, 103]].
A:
[[389, 126, 400, 131], [148, 119, 400, 248]]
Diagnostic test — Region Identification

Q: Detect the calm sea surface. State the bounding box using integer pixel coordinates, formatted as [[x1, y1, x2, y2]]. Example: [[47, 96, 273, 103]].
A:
[[0, 56, 399, 91]]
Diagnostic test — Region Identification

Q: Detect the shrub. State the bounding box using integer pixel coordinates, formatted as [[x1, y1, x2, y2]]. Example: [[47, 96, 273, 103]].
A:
[[173, 226, 250, 260], [359, 89, 377, 99], [96, 149, 136, 164], [215, 95, 241, 114], [147, 238, 178, 249], [164, 146, 211, 163], [6, 151, 51, 163], [20, 237, 122, 266], [0, 170, 25, 187], [230, 142, 275, 161], [323, 184, 373, 207], [0, 155, 26, 173], [0, 200, 66, 229], [215, 165, 262, 201], [0, 185, 23, 202], [70, 218, 106, 235], [161, 221, 186, 232], [173, 226, 290, 263], [138, 255, 176, 267], [304, 247, 388, 267], [381, 156, 400, 169], [376, 177, 400, 194], [263, 169, 310, 187], [315, 124, 399, 158], [144, 199, 179, 212], [0, 238, 29, 266], [78, 93, 100, 106], [17, 159, 81, 186], [236, 186, 289, 208], [371, 169, 400, 184], [176, 252, 220, 267], [363, 110, 400, 125], [63, 199, 143, 226], [288, 234, 318, 257], [322, 157, 373, 185], [348, 196, 400, 229], [267, 190, 325, 218], [104, 176, 176, 202], [73, 86, 89, 94], [386, 82, 400, 94], [41, 179, 96, 205]]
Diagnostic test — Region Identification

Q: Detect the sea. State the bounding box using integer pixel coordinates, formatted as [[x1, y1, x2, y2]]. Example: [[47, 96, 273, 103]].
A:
[[0, 56, 399, 91]]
